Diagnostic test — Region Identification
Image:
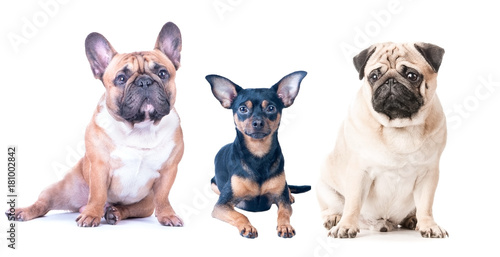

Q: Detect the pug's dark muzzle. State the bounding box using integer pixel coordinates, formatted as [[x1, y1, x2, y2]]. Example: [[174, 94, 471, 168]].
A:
[[119, 75, 170, 123], [372, 78, 423, 120]]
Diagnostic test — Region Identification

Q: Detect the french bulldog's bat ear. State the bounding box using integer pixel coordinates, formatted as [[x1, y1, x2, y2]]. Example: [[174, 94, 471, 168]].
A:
[[353, 46, 376, 80], [85, 32, 117, 80], [271, 71, 307, 108], [206, 75, 242, 109], [414, 43, 445, 73], [155, 22, 182, 70]]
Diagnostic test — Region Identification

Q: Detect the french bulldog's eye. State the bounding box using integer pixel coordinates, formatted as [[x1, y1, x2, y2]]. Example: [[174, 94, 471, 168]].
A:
[[115, 74, 127, 86], [238, 106, 249, 114], [158, 69, 168, 80], [407, 72, 419, 82], [266, 105, 276, 113]]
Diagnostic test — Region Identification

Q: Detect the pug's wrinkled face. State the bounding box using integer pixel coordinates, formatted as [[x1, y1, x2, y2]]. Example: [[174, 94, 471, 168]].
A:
[[354, 42, 444, 127]]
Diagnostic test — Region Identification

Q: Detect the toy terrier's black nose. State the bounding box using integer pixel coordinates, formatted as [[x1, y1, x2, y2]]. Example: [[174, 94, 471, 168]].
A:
[[252, 118, 264, 129]]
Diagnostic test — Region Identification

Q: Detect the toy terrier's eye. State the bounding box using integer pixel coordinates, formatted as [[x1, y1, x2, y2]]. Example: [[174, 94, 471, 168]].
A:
[[266, 105, 276, 113], [238, 106, 249, 114]]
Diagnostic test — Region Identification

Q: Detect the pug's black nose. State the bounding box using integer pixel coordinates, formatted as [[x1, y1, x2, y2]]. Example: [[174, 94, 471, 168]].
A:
[[384, 78, 397, 87], [135, 75, 153, 88]]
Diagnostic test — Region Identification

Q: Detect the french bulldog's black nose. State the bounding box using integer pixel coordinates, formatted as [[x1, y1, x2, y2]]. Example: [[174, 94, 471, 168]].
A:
[[136, 75, 153, 88], [252, 119, 264, 129]]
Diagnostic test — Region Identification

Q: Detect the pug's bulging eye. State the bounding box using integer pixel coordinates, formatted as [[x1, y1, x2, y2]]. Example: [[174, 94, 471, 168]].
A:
[[158, 69, 168, 79], [407, 72, 418, 82], [368, 70, 381, 82]]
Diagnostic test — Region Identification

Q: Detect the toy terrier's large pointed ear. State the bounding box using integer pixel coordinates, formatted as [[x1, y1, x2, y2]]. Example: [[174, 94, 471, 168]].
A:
[[271, 71, 307, 108], [206, 75, 243, 109]]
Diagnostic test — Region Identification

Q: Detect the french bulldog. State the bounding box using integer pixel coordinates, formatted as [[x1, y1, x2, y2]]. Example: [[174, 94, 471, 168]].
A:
[[6, 22, 185, 227]]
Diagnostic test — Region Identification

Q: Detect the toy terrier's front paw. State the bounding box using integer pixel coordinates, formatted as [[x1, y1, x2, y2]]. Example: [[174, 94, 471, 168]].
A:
[[238, 223, 258, 238], [277, 224, 295, 238]]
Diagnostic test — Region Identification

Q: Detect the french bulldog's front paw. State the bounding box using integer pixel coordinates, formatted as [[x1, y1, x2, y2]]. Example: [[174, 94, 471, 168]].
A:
[[157, 213, 184, 227], [328, 223, 359, 238], [76, 211, 102, 227], [104, 206, 121, 225], [238, 224, 258, 239], [419, 224, 448, 238], [277, 224, 295, 238]]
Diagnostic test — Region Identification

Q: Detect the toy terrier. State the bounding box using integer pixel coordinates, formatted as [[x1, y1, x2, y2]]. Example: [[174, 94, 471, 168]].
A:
[[206, 71, 310, 239]]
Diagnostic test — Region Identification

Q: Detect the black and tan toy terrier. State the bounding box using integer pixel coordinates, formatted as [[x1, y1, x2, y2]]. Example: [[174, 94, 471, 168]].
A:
[[206, 71, 310, 239]]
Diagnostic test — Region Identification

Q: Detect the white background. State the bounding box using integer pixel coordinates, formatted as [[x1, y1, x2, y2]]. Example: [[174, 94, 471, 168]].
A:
[[1, 0, 499, 256]]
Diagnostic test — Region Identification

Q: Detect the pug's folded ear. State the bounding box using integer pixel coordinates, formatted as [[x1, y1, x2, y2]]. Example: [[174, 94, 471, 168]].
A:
[[353, 46, 376, 80], [414, 43, 445, 73]]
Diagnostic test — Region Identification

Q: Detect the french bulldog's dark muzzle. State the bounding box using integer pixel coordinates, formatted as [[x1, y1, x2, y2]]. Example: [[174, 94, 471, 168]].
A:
[[372, 77, 423, 120], [120, 74, 170, 123]]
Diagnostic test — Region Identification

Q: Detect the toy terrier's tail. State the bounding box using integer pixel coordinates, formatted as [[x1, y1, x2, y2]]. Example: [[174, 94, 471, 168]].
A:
[[288, 185, 311, 194]]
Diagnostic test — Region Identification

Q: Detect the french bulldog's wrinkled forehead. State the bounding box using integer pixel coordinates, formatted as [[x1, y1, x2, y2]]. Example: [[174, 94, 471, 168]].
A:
[[107, 50, 176, 75]]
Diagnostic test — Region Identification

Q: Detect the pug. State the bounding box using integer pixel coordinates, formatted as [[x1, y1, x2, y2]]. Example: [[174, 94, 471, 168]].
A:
[[317, 42, 448, 238]]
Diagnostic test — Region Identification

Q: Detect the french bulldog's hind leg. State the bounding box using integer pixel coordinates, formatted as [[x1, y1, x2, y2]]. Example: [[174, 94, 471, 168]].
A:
[[6, 160, 88, 222], [104, 192, 154, 225], [6, 201, 50, 222]]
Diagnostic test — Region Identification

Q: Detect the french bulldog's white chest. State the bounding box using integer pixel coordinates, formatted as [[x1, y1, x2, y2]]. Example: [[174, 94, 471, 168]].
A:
[[95, 100, 179, 204]]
